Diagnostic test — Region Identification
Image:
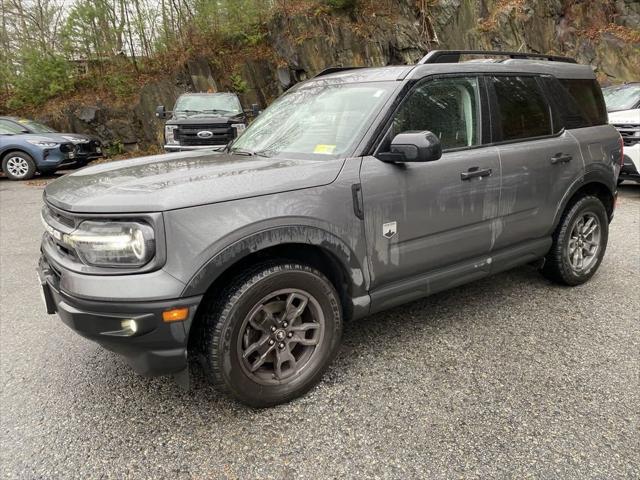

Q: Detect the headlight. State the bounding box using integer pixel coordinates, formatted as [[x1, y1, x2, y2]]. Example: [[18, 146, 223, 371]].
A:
[[165, 125, 179, 145], [232, 123, 246, 136], [62, 135, 89, 143], [64, 221, 155, 267], [27, 140, 58, 147]]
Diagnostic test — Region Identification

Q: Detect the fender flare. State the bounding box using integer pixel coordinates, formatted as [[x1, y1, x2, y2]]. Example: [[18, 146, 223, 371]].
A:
[[181, 225, 370, 307], [551, 168, 616, 231]]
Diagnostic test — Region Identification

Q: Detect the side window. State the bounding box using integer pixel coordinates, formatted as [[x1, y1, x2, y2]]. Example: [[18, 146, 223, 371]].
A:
[[390, 76, 480, 150], [541, 77, 590, 130], [559, 79, 607, 126], [491, 76, 552, 141], [0, 120, 24, 134]]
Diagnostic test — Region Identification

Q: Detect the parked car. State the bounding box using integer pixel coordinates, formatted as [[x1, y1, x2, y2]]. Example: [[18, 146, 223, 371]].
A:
[[0, 116, 102, 167], [156, 92, 255, 152], [39, 50, 622, 407], [602, 82, 640, 184], [0, 123, 76, 180]]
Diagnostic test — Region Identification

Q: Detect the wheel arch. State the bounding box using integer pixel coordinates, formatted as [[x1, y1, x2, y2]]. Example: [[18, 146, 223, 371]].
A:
[[183, 226, 371, 345], [552, 175, 615, 231], [1, 148, 35, 165]]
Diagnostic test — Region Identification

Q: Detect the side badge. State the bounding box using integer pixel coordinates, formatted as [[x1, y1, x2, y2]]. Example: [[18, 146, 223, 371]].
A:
[[382, 221, 397, 239]]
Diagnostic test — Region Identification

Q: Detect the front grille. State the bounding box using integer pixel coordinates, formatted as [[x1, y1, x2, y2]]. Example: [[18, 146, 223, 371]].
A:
[[613, 124, 640, 147], [76, 141, 99, 154], [43, 204, 75, 229], [177, 124, 236, 146]]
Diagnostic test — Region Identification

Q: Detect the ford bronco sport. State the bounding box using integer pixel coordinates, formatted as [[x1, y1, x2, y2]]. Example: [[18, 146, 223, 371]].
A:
[[38, 51, 622, 407]]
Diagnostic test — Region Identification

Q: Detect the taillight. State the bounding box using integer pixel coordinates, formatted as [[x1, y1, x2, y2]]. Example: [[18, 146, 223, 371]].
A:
[[619, 134, 624, 166]]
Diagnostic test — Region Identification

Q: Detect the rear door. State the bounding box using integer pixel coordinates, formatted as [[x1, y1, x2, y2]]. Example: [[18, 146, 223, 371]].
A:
[[360, 75, 500, 298], [487, 75, 583, 250]]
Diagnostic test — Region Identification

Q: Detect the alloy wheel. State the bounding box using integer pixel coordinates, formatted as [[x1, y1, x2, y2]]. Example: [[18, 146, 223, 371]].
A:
[[238, 289, 325, 384], [5, 157, 30, 178], [567, 212, 601, 273]]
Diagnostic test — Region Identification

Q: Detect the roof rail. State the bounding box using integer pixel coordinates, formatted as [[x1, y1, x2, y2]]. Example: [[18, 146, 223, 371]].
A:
[[314, 66, 367, 78], [418, 50, 577, 65]]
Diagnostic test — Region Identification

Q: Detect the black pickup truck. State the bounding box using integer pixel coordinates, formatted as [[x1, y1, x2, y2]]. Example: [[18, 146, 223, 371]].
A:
[[156, 92, 256, 152]]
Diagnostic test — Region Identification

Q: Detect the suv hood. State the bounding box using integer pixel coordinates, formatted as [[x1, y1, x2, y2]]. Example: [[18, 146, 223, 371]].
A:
[[44, 150, 345, 213], [166, 115, 242, 126]]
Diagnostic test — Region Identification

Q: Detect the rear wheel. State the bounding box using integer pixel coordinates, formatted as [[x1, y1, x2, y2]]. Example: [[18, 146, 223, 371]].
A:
[[2, 152, 36, 180], [201, 262, 342, 407], [542, 195, 608, 286]]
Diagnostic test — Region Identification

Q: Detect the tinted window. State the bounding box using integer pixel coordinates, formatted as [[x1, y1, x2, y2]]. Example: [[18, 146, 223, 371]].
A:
[[559, 79, 607, 126], [491, 76, 551, 141], [541, 77, 590, 130], [391, 76, 480, 150]]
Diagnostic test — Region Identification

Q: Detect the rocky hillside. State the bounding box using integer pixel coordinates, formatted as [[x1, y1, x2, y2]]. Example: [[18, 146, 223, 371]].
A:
[[16, 0, 640, 151]]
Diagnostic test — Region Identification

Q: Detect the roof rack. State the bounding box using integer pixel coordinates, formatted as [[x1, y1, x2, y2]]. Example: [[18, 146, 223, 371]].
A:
[[314, 66, 367, 78], [418, 50, 577, 65]]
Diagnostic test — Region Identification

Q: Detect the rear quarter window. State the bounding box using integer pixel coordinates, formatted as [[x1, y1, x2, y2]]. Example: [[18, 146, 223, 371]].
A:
[[490, 76, 552, 141], [558, 79, 608, 127]]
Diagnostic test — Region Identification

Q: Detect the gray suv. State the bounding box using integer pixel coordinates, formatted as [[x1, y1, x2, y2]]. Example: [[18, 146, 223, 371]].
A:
[[38, 51, 622, 407]]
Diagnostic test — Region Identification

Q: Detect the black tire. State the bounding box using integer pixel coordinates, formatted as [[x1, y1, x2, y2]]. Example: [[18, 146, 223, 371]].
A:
[[2, 151, 36, 180], [542, 195, 608, 286], [201, 262, 343, 407]]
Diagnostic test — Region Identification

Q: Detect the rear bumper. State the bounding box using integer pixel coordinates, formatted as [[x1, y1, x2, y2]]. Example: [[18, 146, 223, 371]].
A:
[[38, 256, 202, 376]]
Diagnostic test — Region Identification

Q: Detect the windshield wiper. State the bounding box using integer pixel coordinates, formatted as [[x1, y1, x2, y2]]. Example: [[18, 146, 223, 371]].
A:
[[201, 109, 232, 114], [230, 148, 256, 156], [175, 109, 203, 115]]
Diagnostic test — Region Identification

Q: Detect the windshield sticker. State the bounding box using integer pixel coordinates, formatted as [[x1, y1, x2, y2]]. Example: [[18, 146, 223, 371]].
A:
[[313, 144, 336, 154]]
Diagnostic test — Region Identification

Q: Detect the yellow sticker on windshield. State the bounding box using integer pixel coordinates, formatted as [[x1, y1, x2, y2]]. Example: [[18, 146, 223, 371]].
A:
[[314, 144, 336, 154]]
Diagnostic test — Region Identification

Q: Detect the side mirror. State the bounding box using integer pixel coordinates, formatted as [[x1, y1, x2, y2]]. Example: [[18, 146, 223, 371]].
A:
[[376, 131, 442, 163], [251, 103, 260, 116], [155, 105, 166, 119]]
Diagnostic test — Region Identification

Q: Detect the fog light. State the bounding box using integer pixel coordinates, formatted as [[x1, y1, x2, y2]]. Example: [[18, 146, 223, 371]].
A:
[[121, 319, 138, 334], [162, 307, 189, 323]]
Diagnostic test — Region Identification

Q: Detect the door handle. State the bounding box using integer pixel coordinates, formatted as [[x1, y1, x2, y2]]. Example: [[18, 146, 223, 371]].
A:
[[550, 153, 573, 164], [461, 167, 492, 181]]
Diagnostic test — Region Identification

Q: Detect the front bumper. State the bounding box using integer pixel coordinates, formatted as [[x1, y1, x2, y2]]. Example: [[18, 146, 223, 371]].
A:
[[619, 144, 640, 182], [38, 256, 202, 376], [37, 147, 76, 169], [163, 144, 226, 152]]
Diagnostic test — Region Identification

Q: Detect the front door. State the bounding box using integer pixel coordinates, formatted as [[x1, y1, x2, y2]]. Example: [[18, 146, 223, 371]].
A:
[[359, 75, 501, 302]]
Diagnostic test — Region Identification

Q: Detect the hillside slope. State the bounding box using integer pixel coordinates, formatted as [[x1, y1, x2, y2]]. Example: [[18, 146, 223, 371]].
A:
[[14, 0, 640, 151]]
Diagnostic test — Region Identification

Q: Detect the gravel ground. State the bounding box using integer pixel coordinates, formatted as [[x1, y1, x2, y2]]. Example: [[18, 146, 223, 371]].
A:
[[1, 176, 638, 479]]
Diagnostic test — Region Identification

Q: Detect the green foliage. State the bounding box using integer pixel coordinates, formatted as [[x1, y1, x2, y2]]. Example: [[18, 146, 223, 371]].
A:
[[105, 71, 136, 98], [193, 0, 266, 44], [105, 140, 125, 156], [230, 73, 249, 94], [7, 50, 73, 109], [324, 0, 359, 12]]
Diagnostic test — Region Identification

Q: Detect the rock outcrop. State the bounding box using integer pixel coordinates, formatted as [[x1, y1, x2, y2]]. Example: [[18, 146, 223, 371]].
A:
[[34, 0, 640, 150]]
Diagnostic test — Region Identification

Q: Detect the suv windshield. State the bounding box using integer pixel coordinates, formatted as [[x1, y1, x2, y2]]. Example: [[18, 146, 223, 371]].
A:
[[230, 81, 396, 159], [17, 119, 57, 133], [602, 84, 640, 112], [174, 94, 242, 116]]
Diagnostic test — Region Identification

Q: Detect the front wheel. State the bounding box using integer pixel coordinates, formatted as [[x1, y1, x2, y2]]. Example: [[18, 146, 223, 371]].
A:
[[542, 195, 609, 286], [201, 262, 343, 407], [2, 152, 36, 180]]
